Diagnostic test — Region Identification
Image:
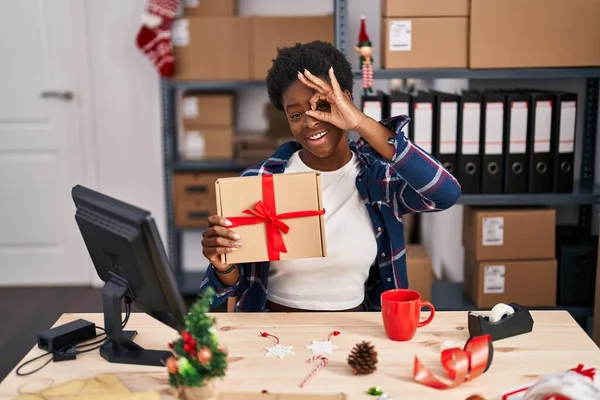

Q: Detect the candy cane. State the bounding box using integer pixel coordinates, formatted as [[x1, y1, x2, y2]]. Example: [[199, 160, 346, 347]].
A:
[[300, 355, 329, 388]]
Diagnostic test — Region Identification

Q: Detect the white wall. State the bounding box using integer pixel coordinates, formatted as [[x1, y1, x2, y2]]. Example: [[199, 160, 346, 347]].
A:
[[81, 0, 600, 279], [83, 0, 166, 243]]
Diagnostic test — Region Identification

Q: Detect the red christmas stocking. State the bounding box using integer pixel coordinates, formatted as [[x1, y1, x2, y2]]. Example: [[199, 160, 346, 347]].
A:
[[135, 0, 180, 77]]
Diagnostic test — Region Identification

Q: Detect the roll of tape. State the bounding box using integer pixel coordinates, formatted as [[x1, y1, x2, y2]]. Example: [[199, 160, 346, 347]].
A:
[[489, 303, 515, 323]]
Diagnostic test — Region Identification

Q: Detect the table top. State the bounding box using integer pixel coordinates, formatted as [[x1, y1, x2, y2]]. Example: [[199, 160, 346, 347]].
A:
[[1, 310, 599, 400]]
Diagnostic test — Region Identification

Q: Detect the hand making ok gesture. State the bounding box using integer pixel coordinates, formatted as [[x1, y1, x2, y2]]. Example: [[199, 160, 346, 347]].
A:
[[297, 67, 368, 132]]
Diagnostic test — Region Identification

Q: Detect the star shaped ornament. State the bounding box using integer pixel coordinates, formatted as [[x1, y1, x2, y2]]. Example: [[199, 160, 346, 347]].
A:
[[306, 340, 338, 356], [264, 344, 294, 358]]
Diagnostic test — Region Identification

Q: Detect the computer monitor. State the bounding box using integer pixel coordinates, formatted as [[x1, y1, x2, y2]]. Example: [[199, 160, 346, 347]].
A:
[[71, 184, 188, 367]]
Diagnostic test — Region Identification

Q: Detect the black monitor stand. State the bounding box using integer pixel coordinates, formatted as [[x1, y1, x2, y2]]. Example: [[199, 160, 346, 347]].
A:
[[100, 275, 172, 366]]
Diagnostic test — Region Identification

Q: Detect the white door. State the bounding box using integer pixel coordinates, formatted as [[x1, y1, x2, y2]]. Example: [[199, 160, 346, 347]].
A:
[[0, 0, 95, 285]]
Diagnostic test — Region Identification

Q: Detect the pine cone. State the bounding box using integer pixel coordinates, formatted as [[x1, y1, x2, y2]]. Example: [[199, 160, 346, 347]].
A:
[[347, 341, 378, 375]]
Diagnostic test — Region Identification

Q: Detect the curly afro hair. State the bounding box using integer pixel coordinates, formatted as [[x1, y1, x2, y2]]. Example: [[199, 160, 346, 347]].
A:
[[266, 40, 354, 111]]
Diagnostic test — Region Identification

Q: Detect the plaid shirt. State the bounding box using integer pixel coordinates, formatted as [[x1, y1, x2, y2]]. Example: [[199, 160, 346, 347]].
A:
[[200, 115, 461, 312]]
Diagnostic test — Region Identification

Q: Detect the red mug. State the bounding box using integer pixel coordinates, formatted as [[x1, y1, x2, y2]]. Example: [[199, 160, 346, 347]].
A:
[[381, 289, 435, 341]]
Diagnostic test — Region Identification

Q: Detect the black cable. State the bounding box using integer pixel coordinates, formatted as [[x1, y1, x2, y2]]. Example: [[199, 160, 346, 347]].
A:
[[76, 302, 131, 355], [14, 352, 53, 376], [15, 300, 132, 376]]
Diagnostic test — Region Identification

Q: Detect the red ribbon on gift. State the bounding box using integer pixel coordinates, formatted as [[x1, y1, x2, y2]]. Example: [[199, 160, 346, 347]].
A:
[[226, 175, 325, 261], [413, 334, 492, 389]]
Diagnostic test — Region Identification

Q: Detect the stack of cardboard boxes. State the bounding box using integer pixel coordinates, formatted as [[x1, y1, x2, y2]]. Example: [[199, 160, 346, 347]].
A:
[[381, 0, 600, 69], [171, 0, 333, 164], [178, 96, 292, 164], [462, 207, 558, 308], [179, 93, 236, 160], [170, 0, 334, 81], [381, 0, 469, 69]]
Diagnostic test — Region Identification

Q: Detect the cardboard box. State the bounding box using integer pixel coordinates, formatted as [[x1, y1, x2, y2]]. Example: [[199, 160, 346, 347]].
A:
[[173, 172, 238, 228], [463, 255, 557, 308], [183, 0, 236, 16], [181, 94, 235, 127], [249, 16, 334, 80], [462, 207, 556, 261], [469, 0, 600, 68], [215, 172, 327, 264], [171, 17, 250, 81], [381, 17, 468, 69], [381, 0, 470, 17], [182, 125, 234, 160], [234, 135, 279, 165], [406, 245, 433, 301]]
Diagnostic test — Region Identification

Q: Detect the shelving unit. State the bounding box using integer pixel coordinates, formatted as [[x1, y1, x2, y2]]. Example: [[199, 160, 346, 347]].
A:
[[353, 68, 600, 80], [161, 0, 600, 314]]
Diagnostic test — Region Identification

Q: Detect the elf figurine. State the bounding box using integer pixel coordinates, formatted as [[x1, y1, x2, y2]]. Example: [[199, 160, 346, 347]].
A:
[[355, 16, 374, 96]]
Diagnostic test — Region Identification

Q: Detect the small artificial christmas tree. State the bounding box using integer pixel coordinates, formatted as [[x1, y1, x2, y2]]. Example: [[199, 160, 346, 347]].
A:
[[166, 286, 228, 398], [347, 341, 378, 375]]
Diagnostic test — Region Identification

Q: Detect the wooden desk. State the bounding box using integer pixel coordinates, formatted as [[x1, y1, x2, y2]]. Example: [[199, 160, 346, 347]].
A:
[[1, 311, 599, 400]]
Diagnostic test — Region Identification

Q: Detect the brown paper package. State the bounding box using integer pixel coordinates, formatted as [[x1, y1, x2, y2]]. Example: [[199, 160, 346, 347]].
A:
[[215, 172, 327, 265]]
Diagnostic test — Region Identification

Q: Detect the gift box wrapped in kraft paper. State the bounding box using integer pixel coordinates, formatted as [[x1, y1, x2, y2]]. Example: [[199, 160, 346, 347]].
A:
[[215, 172, 327, 264]]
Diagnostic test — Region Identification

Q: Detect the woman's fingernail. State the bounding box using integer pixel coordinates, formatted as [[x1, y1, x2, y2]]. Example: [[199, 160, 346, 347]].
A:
[[223, 219, 232, 226], [227, 247, 238, 252], [232, 233, 241, 239], [235, 241, 244, 247]]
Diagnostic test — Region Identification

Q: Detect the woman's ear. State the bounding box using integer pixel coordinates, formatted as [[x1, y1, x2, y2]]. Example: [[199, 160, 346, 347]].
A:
[[344, 89, 353, 101]]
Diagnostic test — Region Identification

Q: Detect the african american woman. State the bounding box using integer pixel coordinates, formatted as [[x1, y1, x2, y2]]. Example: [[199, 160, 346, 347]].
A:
[[200, 41, 461, 313]]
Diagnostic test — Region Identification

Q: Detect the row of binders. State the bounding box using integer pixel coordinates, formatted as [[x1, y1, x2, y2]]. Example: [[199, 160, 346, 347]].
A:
[[362, 89, 577, 195]]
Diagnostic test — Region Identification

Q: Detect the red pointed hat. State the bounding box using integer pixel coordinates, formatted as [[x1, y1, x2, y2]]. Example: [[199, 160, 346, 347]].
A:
[[357, 16, 371, 47]]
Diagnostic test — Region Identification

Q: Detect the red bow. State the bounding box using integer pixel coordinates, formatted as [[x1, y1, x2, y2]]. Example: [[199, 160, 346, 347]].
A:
[[413, 334, 492, 389], [226, 175, 325, 261]]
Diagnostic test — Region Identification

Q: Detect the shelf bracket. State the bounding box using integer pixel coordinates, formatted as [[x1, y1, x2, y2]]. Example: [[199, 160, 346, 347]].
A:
[[578, 78, 599, 232], [334, 0, 347, 56]]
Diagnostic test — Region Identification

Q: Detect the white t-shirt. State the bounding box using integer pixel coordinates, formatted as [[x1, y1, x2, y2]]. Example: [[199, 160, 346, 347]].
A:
[[266, 150, 378, 310]]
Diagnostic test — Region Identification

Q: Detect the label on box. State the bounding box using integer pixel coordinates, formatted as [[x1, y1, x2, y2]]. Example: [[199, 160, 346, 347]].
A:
[[185, 131, 205, 159], [183, 97, 199, 119], [484, 265, 505, 294], [389, 20, 412, 51], [172, 19, 189, 46], [185, 0, 200, 7], [482, 216, 503, 246]]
